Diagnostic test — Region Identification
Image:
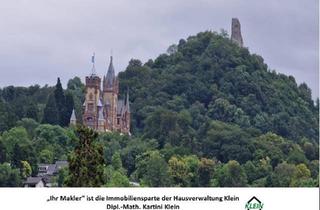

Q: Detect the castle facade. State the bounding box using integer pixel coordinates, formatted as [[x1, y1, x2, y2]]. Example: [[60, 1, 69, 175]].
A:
[[71, 56, 130, 134]]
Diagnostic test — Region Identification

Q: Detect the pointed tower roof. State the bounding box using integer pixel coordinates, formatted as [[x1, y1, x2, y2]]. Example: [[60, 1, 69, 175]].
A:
[[105, 56, 115, 88], [70, 109, 76, 121], [126, 88, 130, 113]]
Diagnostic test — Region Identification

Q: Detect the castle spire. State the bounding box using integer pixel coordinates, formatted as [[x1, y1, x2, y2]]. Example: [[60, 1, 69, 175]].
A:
[[231, 18, 243, 47], [70, 109, 77, 125], [105, 55, 115, 88], [126, 88, 130, 113]]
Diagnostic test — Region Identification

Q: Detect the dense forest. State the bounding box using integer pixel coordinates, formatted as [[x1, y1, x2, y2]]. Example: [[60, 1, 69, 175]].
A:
[[0, 31, 319, 187]]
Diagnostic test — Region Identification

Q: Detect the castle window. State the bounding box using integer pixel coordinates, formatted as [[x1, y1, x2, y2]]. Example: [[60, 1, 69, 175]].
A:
[[87, 117, 94, 128], [117, 118, 120, 125], [88, 103, 94, 112]]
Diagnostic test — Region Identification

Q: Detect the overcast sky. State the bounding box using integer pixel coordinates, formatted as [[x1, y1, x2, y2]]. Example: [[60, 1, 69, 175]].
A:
[[0, 0, 318, 98]]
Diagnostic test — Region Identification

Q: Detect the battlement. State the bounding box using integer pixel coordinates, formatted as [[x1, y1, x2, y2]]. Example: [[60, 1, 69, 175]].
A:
[[85, 75, 101, 89]]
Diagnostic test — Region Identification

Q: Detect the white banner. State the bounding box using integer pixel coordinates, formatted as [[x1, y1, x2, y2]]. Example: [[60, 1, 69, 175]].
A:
[[0, 188, 318, 210]]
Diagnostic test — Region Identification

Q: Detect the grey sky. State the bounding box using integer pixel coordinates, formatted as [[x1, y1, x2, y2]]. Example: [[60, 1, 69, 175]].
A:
[[0, 0, 318, 98]]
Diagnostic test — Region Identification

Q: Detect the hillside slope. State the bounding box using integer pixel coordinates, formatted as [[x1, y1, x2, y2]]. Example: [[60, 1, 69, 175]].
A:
[[118, 31, 318, 144]]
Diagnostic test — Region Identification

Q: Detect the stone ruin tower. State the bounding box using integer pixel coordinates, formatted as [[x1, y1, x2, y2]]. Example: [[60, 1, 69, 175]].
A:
[[231, 18, 243, 47]]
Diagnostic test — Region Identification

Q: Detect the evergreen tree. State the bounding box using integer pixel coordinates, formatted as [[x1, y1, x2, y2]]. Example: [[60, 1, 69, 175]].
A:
[[65, 92, 74, 125], [54, 78, 67, 126], [12, 143, 23, 168], [0, 140, 7, 163], [25, 102, 38, 121], [42, 93, 59, 125], [66, 126, 105, 187]]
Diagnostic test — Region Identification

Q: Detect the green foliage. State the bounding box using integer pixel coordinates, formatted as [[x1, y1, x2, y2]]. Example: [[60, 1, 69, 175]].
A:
[[0, 163, 21, 187], [0, 139, 7, 163], [168, 155, 200, 187], [198, 158, 215, 187], [271, 162, 297, 187], [20, 160, 32, 179], [42, 93, 59, 125], [66, 126, 104, 187], [34, 124, 73, 161], [215, 160, 248, 187], [67, 77, 85, 124], [118, 30, 318, 144], [43, 78, 74, 127], [0, 30, 318, 187], [0, 85, 54, 132], [111, 152, 123, 171], [57, 167, 69, 187], [105, 170, 130, 187], [134, 151, 170, 187]]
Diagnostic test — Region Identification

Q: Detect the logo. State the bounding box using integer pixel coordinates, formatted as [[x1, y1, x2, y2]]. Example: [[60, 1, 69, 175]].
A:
[[245, 196, 264, 210]]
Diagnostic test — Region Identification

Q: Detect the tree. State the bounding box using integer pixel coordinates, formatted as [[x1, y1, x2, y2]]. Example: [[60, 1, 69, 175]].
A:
[[16, 118, 39, 139], [272, 162, 297, 187], [65, 92, 74, 126], [134, 151, 170, 187], [57, 167, 69, 187], [39, 149, 54, 163], [168, 156, 189, 186], [0, 163, 21, 187], [216, 160, 247, 187], [0, 140, 7, 163], [11, 143, 37, 174], [20, 160, 32, 179], [106, 171, 130, 187], [25, 102, 38, 121], [42, 93, 59, 125], [54, 78, 67, 126], [294, 163, 311, 179], [111, 152, 123, 171], [66, 126, 105, 187], [1, 127, 31, 155], [167, 44, 178, 55], [67, 77, 85, 124], [34, 124, 72, 161], [198, 158, 215, 187]]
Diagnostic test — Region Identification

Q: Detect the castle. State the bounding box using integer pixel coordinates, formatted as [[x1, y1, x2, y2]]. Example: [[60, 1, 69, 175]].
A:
[[70, 55, 131, 135]]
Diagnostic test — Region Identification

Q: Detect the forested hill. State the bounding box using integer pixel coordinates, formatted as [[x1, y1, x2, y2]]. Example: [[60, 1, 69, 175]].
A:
[[0, 30, 319, 187], [118, 31, 318, 143]]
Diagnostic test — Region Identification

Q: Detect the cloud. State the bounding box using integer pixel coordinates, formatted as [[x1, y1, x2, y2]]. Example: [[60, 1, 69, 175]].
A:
[[0, 0, 318, 98]]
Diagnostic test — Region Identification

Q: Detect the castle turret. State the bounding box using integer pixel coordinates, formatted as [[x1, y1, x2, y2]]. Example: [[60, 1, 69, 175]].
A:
[[103, 56, 119, 130], [124, 89, 131, 135], [70, 109, 77, 126], [231, 18, 243, 47], [104, 56, 116, 89], [83, 54, 102, 129]]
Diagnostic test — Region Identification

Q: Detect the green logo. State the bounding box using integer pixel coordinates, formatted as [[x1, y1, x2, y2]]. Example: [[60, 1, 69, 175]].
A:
[[245, 196, 264, 210]]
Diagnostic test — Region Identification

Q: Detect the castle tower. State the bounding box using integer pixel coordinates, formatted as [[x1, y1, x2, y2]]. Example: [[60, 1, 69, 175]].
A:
[[70, 109, 77, 126], [124, 89, 131, 135], [103, 56, 119, 131], [83, 54, 102, 129], [78, 53, 130, 135], [231, 18, 243, 47]]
